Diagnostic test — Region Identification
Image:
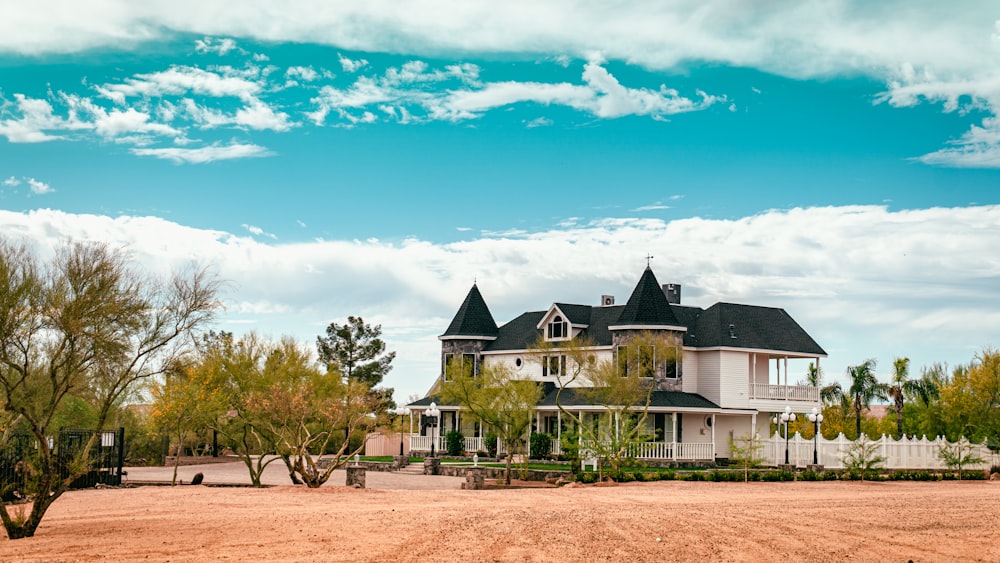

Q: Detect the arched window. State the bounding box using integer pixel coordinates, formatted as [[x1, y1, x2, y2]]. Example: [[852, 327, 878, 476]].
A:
[[547, 315, 567, 339]]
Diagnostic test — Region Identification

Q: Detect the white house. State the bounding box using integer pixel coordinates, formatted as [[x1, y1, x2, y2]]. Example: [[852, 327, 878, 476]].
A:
[[408, 267, 826, 462]]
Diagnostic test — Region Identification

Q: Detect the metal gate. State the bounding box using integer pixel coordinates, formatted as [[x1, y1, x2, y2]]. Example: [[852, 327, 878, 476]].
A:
[[1, 427, 125, 501]]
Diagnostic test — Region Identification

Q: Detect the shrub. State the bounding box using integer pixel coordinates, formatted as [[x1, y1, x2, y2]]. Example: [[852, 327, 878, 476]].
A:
[[484, 432, 498, 458], [530, 432, 552, 459], [799, 469, 821, 481], [445, 430, 465, 457], [658, 470, 676, 481], [580, 472, 597, 484]]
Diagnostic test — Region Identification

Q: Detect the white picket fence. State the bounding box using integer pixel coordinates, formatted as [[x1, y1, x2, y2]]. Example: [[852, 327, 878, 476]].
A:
[[764, 432, 997, 470]]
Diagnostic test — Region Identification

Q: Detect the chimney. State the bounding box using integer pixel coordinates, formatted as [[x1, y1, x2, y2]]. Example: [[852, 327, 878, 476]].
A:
[[662, 284, 681, 304], [600, 295, 615, 307]]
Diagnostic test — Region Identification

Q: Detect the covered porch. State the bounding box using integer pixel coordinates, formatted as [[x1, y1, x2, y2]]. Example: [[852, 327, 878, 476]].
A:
[[747, 352, 824, 406]]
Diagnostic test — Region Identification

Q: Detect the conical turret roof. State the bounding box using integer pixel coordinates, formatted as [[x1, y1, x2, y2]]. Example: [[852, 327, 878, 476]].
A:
[[613, 267, 682, 328], [441, 284, 499, 338]]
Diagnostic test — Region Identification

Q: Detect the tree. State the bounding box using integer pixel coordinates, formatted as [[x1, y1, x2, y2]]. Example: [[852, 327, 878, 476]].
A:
[[439, 362, 541, 485], [937, 437, 986, 480], [149, 360, 227, 485], [532, 332, 681, 480], [317, 316, 395, 389], [729, 433, 765, 483], [840, 434, 885, 481], [885, 357, 939, 439], [249, 339, 381, 488], [0, 240, 219, 539], [846, 359, 888, 439]]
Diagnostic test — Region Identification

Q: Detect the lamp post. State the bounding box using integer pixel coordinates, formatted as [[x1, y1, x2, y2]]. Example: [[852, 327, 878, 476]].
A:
[[398, 407, 411, 456], [426, 402, 440, 458], [807, 407, 824, 465], [780, 406, 796, 465]]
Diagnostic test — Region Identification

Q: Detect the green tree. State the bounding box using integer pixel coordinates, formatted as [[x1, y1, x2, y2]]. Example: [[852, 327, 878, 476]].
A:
[[150, 360, 227, 485], [885, 357, 939, 439], [0, 240, 219, 539], [846, 359, 888, 439], [533, 332, 681, 480], [840, 434, 885, 481], [937, 437, 986, 479], [729, 433, 765, 483], [317, 316, 396, 389], [249, 340, 382, 488], [439, 362, 541, 485]]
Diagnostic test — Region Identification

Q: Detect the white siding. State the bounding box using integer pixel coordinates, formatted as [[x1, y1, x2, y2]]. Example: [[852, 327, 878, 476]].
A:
[[696, 351, 721, 405], [718, 350, 750, 409], [750, 353, 770, 386], [714, 414, 755, 458], [482, 349, 615, 387], [680, 412, 711, 444], [681, 349, 699, 394]]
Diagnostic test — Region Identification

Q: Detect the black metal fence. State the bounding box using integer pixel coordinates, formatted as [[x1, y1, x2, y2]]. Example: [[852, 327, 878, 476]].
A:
[[1, 427, 125, 501]]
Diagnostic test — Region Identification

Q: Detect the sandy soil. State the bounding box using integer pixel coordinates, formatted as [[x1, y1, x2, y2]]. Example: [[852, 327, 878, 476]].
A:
[[2, 479, 999, 562]]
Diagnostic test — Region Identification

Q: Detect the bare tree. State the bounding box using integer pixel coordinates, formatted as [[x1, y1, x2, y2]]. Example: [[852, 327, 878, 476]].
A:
[[0, 240, 219, 539]]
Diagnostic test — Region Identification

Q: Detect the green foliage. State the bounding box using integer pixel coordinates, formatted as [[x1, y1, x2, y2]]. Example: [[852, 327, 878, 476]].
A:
[[579, 472, 597, 484], [728, 433, 765, 483], [483, 431, 498, 458], [937, 438, 986, 479], [530, 432, 552, 459], [317, 316, 396, 390], [846, 359, 889, 440], [840, 435, 886, 481], [445, 430, 465, 457], [0, 240, 219, 539]]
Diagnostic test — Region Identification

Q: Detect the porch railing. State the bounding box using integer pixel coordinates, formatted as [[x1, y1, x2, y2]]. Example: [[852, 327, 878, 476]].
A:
[[588, 441, 714, 460], [408, 436, 484, 454], [749, 383, 819, 401]]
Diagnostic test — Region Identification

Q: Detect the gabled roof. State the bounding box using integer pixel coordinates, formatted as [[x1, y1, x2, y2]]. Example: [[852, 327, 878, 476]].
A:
[[441, 284, 498, 339], [552, 303, 592, 326], [685, 302, 827, 356], [611, 267, 684, 329]]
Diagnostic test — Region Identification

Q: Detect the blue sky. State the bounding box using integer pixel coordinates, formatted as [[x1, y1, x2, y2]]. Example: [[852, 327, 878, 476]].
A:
[[1, 2, 999, 402]]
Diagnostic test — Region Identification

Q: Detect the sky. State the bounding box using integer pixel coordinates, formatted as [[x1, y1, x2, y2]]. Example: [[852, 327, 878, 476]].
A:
[[1, 1, 999, 404]]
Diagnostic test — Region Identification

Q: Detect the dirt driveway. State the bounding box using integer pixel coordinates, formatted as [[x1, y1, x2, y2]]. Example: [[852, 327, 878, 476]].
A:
[[2, 479, 998, 562]]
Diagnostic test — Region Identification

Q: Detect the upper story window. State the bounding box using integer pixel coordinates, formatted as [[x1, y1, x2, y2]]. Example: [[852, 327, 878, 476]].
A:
[[443, 353, 477, 381], [547, 316, 568, 340], [542, 355, 566, 377], [616, 345, 680, 379]]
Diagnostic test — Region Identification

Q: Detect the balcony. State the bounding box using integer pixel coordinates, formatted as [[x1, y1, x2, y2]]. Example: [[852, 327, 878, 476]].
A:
[[749, 383, 819, 402]]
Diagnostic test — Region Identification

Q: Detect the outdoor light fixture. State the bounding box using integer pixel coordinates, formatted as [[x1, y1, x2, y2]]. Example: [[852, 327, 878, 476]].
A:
[[426, 402, 441, 458], [779, 406, 796, 465], [398, 407, 411, 456], [807, 406, 824, 465]]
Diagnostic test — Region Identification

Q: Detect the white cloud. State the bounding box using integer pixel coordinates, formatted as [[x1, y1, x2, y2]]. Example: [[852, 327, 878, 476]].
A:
[[194, 37, 239, 56], [338, 55, 368, 73], [286, 66, 319, 82], [242, 224, 277, 239], [25, 178, 53, 194], [97, 66, 262, 102], [0, 93, 90, 142], [524, 117, 552, 128], [130, 141, 272, 163], [3, 176, 20, 187], [633, 203, 671, 211], [1, 204, 997, 402]]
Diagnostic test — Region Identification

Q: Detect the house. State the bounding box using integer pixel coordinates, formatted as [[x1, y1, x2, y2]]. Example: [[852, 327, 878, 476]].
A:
[[407, 267, 826, 461]]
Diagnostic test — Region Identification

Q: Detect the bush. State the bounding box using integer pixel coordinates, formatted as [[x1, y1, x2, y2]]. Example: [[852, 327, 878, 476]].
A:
[[445, 430, 465, 457], [483, 432, 498, 458], [761, 470, 795, 482], [530, 432, 552, 459], [580, 472, 597, 484], [799, 469, 821, 481], [658, 470, 676, 481]]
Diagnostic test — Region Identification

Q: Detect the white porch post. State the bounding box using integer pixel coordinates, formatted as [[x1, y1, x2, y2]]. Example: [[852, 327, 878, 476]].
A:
[[751, 353, 757, 398], [711, 413, 716, 459], [557, 410, 562, 444], [751, 412, 757, 436], [671, 413, 678, 460]]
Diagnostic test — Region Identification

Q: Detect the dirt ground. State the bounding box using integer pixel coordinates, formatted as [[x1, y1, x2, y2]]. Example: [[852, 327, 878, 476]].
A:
[[2, 479, 999, 562]]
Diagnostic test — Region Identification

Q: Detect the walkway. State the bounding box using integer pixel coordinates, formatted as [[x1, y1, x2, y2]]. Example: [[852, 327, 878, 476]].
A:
[[125, 457, 465, 490]]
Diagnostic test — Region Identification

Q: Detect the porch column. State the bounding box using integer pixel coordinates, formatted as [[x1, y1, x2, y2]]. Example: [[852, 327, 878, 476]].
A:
[[711, 413, 716, 460], [557, 410, 562, 444], [751, 412, 758, 437], [751, 353, 756, 398], [671, 413, 678, 460]]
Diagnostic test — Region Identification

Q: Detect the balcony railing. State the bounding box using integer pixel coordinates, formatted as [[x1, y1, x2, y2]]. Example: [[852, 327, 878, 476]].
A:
[[749, 383, 819, 402]]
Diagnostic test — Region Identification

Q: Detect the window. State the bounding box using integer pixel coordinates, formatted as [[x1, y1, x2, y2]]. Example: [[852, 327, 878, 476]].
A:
[[541, 355, 566, 377], [547, 315, 567, 339], [443, 353, 477, 380], [638, 345, 655, 378], [664, 347, 679, 379], [617, 345, 630, 377]]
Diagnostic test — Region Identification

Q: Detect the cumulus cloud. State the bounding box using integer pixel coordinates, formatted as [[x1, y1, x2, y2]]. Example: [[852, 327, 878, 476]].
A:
[[0, 204, 997, 401], [338, 55, 368, 73], [195, 37, 239, 56], [242, 223, 277, 239], [130, 141, 272, 163], [25, 178, 53, 194], [3, 176, 20, 187]]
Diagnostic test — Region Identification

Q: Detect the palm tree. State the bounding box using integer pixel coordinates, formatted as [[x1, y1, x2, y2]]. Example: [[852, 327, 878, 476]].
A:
[[885, 357, 940, 439], [805, 362, 846, 406], [846, 359, 888, 439]]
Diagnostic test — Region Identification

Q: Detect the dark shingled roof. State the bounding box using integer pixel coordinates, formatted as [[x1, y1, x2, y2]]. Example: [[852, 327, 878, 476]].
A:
[[441, 284, 498, 339], [613, 267, 682, 327], [687, 302, 827, 355], [539, 385, 720, 410], [407, 385, 720, 411], [552, 303, 593, 326]]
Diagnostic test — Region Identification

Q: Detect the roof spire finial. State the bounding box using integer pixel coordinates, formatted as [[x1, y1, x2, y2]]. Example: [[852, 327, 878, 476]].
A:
[[645, 253, 654, 268]]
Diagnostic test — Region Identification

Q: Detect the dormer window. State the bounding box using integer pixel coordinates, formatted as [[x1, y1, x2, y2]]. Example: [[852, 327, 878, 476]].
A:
[[547, 315, 568, 340]]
